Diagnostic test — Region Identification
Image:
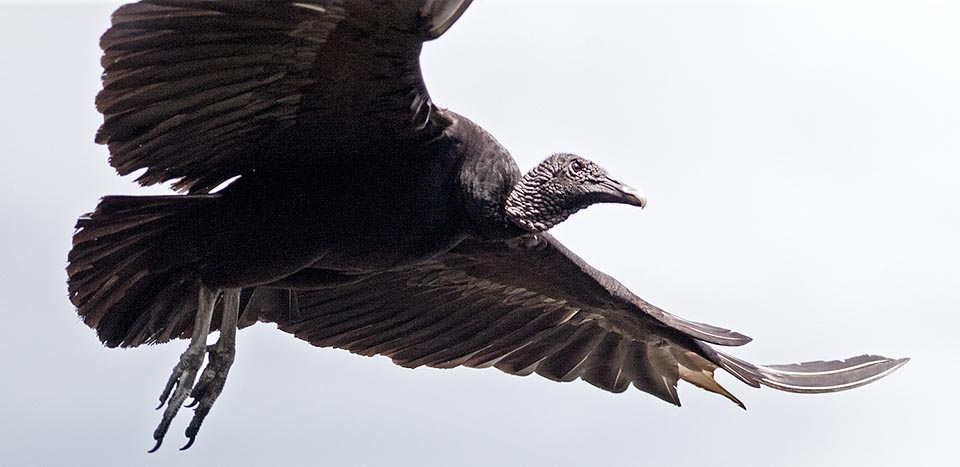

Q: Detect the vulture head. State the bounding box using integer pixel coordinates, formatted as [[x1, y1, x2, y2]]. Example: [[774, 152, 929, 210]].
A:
[[505, 153, 647, 232]]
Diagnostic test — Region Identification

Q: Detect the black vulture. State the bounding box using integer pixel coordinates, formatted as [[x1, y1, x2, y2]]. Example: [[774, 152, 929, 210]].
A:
[[67, 0, 907, 452]]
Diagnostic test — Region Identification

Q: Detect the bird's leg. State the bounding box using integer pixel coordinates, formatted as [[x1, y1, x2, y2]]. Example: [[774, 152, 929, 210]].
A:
[[181, 287, 240, 450], [150, 285, 218, 453]]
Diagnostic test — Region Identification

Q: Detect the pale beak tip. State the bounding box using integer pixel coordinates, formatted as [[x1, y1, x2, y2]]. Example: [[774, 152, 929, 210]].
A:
[[624, 186, 647, 209]]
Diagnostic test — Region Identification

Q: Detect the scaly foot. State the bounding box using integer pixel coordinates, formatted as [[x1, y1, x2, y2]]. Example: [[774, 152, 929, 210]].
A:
[[147, 285, 218, 453], [181, 341, 235, 450], [150, 344, 207, 452]]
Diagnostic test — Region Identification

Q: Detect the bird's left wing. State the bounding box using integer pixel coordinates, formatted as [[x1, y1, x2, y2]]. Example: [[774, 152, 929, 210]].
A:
[[96, 0, 472, 193], [245, 234, 907, 407]]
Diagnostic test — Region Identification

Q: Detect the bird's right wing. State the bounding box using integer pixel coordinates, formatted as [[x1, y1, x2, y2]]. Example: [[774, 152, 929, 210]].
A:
[[244, 234, 907, 407], [96, 0, 472, 193]]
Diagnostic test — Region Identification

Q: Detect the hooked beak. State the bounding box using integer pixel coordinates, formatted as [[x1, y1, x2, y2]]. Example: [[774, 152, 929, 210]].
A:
[[599, 177, 647, 209]]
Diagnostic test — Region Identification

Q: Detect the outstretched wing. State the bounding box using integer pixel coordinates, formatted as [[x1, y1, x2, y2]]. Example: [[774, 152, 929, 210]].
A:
[[243, 234, 907, 407], [96, 0, 472, 193]]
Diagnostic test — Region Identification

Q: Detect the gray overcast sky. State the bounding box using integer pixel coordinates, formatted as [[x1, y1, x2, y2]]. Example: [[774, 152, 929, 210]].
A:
[[1, 1, 957, 466]]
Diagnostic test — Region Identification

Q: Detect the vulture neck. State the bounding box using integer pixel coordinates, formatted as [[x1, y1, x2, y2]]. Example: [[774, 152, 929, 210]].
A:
[[460, 160, 574, 239], [504, 167, 578, 233]]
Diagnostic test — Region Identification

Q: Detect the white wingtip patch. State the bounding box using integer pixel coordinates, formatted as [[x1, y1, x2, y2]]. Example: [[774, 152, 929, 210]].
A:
[[292, 3, 327, 13]]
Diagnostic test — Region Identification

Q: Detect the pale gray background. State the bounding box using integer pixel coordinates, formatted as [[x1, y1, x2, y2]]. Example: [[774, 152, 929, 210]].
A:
[[1, 1, 956, 466]]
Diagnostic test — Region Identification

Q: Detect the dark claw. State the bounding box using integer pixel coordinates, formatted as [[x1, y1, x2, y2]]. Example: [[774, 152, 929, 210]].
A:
[[189, 375, 210, 407], [180, 435, 197, 451], [155, 390, 174, 410], [148, 438, 163, 454]]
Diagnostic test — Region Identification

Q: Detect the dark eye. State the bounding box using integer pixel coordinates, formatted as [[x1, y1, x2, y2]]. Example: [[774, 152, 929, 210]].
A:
[[569, 160, 584, 173]]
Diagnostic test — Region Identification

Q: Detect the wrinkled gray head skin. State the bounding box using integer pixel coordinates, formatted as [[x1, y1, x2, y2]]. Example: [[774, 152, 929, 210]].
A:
[[505, 153, 647, 232]]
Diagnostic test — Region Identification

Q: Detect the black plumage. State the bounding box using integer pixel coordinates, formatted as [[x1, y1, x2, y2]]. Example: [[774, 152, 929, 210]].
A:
[[67, 0, 906, 452]]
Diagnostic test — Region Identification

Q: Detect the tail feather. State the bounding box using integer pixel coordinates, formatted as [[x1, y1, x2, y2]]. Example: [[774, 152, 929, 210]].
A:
[[716, 352, 909, 394], [67, 195, 216, 347]]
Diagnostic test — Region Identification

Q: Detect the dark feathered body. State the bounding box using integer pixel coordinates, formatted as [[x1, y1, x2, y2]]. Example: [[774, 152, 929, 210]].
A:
[[201, 109, 523, 284]]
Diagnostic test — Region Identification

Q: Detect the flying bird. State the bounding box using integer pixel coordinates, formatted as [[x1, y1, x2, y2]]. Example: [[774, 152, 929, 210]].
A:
[[67, 0, 907, 452]]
